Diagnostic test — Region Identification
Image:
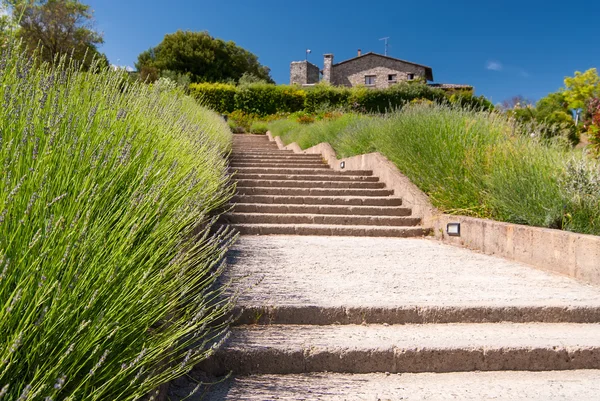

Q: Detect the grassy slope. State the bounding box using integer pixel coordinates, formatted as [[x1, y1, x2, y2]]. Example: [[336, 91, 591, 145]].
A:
[[0, 43, 235, 400], [269, 104, 600, 235]]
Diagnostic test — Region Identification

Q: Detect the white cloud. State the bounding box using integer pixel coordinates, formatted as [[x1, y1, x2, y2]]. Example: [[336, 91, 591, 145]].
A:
[[519, 69, 530, 78], [486, 61, 503, 71]]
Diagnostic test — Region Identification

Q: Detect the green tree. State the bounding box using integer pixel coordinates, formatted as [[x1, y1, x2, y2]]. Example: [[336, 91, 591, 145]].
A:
[[563, 68, 600, 110], [8, 0, 107, 69], [136, 30, 273, 84]]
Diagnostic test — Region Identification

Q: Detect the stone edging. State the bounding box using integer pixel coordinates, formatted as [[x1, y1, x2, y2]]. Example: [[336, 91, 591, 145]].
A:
[[266, 131, 600, 286]]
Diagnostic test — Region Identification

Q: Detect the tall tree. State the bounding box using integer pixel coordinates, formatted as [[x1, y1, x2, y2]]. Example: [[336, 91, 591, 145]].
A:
[[136, 30, 273, 84], [8, 0, 107, 69]]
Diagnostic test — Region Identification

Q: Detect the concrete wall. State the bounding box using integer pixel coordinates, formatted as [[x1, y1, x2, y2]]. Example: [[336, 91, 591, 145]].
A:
[[332, 54, 427, 88], [266, 131, 600, 286]]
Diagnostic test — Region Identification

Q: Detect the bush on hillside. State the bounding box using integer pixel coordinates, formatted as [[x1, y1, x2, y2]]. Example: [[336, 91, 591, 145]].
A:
[[189, 82, 237, 113], [0, 41, 235, 400], [250, 121, 269, 134]]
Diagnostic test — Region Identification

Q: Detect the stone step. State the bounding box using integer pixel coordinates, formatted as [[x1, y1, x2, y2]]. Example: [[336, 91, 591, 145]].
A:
[[234, 173, 379, 182], [231, 194, 402, 206], [236, 187, 395, 197], [231, 162, 329, 169], [226, 236, 600, 326], [231, 151, 295, 156], [224, 213, 421, 227], [184, 371, 600, 401], [235, 304, 600, 325], [231, 203, 411, 216], [233, 168, 373, 176], [229, 223, 429, 237], [231, 154, 323, 160], [198, 323, 600, 375], [236, 179, 385, 189]]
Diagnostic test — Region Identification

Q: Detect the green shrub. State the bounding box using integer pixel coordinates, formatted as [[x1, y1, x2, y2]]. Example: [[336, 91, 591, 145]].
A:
[[350, 82, 446, 113], [0, 42, 236, 400], [189, 82, 237, 113], [304, 83, 351, 112], [233, 83, 305, 116], [250, 121, 269, 134]]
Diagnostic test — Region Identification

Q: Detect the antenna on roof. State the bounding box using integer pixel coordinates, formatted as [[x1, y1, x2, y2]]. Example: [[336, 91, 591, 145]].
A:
[[379, 37, 390, 56]]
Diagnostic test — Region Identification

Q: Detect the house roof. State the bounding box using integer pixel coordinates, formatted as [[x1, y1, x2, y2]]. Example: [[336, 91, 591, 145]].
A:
[[333, 52, 434, 81]]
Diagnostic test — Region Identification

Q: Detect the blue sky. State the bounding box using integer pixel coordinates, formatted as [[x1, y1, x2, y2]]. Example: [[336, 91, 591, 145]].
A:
[[87, 0, 599, 104]]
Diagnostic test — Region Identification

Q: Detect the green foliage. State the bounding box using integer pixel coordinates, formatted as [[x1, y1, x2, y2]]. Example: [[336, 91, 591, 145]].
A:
[[191, 81, 489, 116], [9, 0, 108, 70], [250, 121, 269, 134], [227, 110, 257, 132], [136, 30, 273, 84], [268, 104, 600, 235], [0, 40, 235, 400], [349, 82, 446, 112], [563, 68, 600, 110], [303, 83, 351, 112], [189, 82, 237, 114], [234, 83, 306, 116]]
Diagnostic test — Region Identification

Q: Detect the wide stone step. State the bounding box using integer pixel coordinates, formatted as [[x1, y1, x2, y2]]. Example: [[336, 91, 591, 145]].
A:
[[227, 236, 600, 326], [231, 203, 411, 216], [231, 194, 402, 206], [231, 162, 329, 169], [187, 371, 600, 401], [231, 151, 295, 156], [232, 154, 323, 161], [229, 223, 429, 237], [236, 187, 394, 197], [224, 213, 421, 227], [198, 323, 600, 375], [235, 304, 600, 325], [234, 168, 373, 176], [234, 173, 379, 182], [236, 179, 386, 189]]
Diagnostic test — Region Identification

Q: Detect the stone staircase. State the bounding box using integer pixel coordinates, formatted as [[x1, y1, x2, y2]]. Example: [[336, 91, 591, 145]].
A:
[[169, 134, 600, 400], [225, 134, 430, 237]]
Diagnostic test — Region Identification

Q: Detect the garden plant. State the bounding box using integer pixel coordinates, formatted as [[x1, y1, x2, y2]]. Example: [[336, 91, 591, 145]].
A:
[[0, 40, 236, 400]]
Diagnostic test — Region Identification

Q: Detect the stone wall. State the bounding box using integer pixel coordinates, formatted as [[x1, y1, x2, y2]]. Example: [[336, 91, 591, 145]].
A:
[[290, 61, 320, 85], [332, 54, 427, 88]]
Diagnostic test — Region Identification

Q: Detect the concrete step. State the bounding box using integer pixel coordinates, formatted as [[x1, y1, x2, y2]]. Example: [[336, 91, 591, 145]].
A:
[[232, 154, 323, 160], [235, 304, 600, 325], [198, 323, 600, 375], [231, 162, 329, 169], [231, 194, 402, 206], [236, 179, 385, 189], [234, 173, 379, 182], [236, 187, 395, 197], [224, 213, 421, 227], [181, 371, 600, 401], [227, 236, 600, 326], [233, 168, 373, 176], [229, 223, 429, 237], [231, 151, 295, 156], [231, 203, 411, 216]]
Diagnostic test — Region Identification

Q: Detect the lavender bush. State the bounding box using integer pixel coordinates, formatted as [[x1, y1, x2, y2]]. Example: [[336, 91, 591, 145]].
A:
[[0, 41, 236, 400]]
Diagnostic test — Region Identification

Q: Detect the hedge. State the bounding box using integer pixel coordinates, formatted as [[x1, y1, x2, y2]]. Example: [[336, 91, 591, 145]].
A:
[[190, 82, 493, 116]]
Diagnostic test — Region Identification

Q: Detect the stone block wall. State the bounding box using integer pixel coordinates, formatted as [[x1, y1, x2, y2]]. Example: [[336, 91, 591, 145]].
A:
[[290, 61, 320, 85], [332, 54, 427, 88]]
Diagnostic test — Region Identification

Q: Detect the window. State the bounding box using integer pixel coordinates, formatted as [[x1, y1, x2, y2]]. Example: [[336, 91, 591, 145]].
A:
[[388, 74, 397, 82], [407, 73, 415, 80], [365, 75, 376, 86]]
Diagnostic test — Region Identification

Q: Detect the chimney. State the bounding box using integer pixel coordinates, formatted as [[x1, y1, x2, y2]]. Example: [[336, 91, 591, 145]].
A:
[[358, 49, 362, 57], [323, 54, 333, 83]]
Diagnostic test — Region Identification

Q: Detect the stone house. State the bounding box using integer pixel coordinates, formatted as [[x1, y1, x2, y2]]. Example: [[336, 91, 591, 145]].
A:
[[290, 50, 472, 91]]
